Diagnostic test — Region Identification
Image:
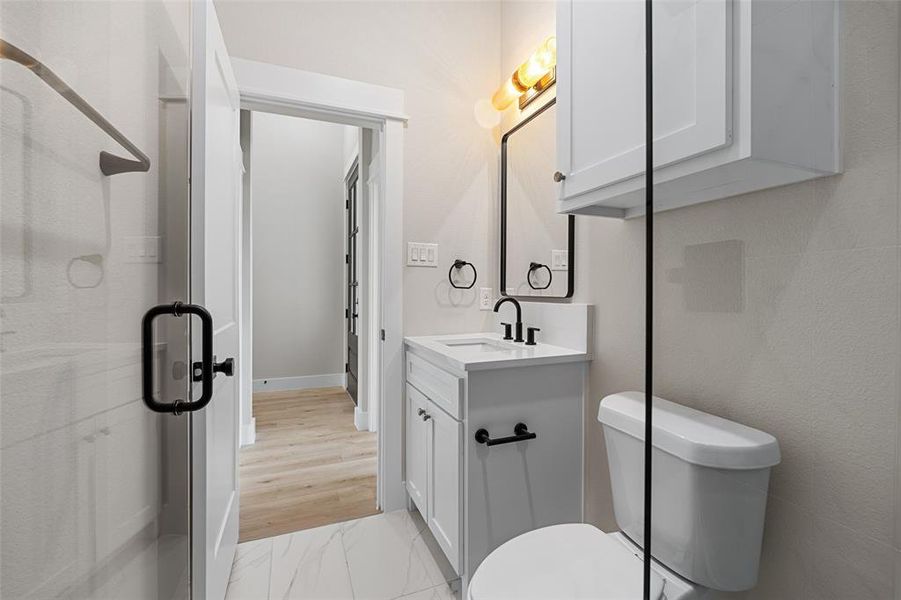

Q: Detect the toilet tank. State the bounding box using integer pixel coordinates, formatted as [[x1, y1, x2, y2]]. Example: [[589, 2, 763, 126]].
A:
[[598, 392, 780, 592]]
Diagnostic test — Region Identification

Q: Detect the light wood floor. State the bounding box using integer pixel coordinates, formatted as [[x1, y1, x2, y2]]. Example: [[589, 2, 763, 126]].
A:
[[238, 387, 379, 542]]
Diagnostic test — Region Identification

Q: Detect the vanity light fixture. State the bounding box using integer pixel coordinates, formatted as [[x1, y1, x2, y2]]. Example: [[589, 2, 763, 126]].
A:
[[491, 36, 557, 111]]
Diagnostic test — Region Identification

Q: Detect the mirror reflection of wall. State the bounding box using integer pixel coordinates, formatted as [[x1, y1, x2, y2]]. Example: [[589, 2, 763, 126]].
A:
[[502, 100, 572, 298]]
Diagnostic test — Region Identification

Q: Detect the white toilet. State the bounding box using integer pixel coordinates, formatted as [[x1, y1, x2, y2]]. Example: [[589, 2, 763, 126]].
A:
[[467, 391, 781, 600]]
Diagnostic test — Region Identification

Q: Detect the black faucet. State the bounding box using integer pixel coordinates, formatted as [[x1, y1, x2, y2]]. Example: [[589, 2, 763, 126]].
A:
[[494, 297, 524, 342]]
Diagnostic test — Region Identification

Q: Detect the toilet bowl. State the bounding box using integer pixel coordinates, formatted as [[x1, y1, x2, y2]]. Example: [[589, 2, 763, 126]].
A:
[[467, 392, 780, 600], [467, 524, 700, 600]]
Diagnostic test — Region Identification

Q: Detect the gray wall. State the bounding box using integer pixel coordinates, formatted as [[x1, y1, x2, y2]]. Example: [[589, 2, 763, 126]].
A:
[[251, 111, 349, 380]]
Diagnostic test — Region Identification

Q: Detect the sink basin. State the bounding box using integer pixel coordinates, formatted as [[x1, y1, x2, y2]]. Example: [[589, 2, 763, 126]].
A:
[[440, 338, 514, 353], [405, 333, 589, 372]]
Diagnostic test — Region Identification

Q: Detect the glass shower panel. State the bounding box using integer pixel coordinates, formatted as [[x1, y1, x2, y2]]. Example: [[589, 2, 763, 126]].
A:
[[0, 2, 193, 598], [650, 0, 901, 598], [562, 0, 653, 596]]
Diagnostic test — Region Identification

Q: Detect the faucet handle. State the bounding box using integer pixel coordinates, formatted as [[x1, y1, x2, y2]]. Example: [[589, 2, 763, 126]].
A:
[[500, 322, 513, 340], [525, 327, 541, 346]]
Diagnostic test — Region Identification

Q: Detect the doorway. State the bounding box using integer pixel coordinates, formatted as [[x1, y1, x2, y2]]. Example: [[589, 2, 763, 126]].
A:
[[237, 110, 383, 542], [233, 58, 408, 520]]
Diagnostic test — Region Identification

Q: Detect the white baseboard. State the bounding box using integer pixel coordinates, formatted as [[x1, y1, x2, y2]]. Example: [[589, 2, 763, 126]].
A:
[[253, 373, 346, 393], [240, 418, 256, 447], [354, 406, 369, 431]]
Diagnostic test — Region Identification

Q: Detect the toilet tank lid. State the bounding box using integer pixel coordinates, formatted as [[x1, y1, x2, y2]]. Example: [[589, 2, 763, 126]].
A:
[[598, 392, 781, 470]]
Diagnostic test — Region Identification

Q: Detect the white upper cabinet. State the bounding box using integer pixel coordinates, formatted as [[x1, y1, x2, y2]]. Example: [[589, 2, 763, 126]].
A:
[[556, 0, 840, 218]]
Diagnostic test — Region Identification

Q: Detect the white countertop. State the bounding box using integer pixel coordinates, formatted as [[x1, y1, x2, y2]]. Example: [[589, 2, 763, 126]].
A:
[[404, 332, 590, 373]]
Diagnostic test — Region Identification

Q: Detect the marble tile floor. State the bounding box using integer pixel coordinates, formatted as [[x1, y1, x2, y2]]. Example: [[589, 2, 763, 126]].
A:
[[226, 509, 461, 600]]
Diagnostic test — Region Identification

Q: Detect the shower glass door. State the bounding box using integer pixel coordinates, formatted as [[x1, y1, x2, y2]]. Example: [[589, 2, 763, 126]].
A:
[[1, 1, 193, 598], [648, 0, 901, 598]]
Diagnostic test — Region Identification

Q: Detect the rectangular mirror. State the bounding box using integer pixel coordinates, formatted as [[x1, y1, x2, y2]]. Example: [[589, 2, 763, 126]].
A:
[[501, 98, 574, 299]]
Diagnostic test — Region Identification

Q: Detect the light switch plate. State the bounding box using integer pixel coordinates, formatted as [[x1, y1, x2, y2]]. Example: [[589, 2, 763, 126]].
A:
[[125, 236, 161, 263], [551, 249, 568, 271], [407, 242, 438, 267], [479, 287, 493, 310]]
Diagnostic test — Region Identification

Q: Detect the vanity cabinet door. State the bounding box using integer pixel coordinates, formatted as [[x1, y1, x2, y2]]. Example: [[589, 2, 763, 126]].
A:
[[556, 0, 732, 203], [427, 402, 462, 574], [405, 384, 429, 514]]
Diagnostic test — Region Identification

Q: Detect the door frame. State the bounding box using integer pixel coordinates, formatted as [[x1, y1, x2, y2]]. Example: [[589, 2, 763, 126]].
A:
[[232, 57, 408, 512], [344, 159, 360, 408]]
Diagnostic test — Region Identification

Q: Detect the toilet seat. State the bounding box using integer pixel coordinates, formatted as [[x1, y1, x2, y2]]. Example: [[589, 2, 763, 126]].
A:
[[468, 524, 665, 600]]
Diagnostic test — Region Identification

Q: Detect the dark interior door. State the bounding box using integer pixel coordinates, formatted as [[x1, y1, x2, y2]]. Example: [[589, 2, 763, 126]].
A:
[[346, 165, 359, 404]]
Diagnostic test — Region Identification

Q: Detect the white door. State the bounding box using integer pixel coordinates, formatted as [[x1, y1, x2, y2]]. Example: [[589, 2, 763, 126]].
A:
[[191, 2, 242, 599], [556, 0, 732, 201]]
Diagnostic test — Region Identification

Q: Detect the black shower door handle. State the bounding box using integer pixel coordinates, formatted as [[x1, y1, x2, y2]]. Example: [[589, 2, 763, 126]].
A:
[[142, 301, 214, 414]]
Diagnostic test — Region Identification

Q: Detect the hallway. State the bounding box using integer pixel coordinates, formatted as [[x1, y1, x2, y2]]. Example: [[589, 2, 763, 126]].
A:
[[239, 387, 379, 542]]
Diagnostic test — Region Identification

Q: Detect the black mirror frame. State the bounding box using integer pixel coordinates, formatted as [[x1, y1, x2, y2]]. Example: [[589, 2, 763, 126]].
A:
[[500, 97, 575, 300]]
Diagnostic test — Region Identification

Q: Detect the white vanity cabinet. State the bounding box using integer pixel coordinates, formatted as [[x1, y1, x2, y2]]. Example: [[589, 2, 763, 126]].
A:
[[403, 333, 589, 590], [555, 0, 840, 217]]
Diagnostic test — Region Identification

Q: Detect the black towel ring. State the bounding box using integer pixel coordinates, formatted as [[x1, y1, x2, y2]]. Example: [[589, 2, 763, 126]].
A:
[[528, 262, 552, 290], [449, 259, 477, 289]]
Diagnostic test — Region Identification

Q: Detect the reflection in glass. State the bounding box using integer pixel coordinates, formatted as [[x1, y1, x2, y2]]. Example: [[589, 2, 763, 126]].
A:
[[502, 100, 572, 298], [0, 1, 192, 598]]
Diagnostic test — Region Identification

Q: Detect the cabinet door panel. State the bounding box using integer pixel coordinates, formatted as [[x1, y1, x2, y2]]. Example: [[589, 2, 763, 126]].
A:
[[94, 401, 160, 561], [428, 403, 462, 574], [405, 384, 429, 514], [558, 0, 732, 201]]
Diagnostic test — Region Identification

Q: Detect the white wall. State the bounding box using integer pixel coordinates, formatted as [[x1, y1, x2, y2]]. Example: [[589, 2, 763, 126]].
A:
[[251, 111, 350, 381], [216, 0, 502, 336]]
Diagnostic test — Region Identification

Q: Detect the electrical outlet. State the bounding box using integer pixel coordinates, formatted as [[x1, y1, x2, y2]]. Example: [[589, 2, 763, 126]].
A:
[[406, 242, 438, 267], [479, 287, 493, 310]]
